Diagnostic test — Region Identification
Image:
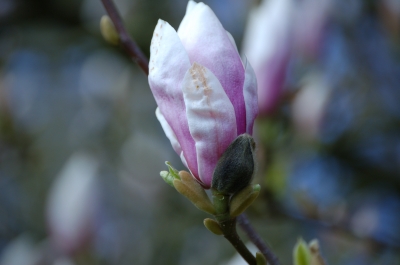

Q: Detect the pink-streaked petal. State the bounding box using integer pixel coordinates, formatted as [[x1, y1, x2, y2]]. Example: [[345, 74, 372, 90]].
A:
[[242, 57, 258, 135], [177, 2, 246, 135], [182, 63, 237, 188], [148, 19, 198, 177]]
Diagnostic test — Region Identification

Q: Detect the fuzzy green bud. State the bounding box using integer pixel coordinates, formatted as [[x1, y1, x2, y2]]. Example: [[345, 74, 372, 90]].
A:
[[211, 134, 256, 195], [160, 161, 180, 187]]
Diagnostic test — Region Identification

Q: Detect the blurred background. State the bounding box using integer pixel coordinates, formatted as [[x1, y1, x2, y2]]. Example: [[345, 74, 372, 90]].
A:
[[0, 0, 399, 264]]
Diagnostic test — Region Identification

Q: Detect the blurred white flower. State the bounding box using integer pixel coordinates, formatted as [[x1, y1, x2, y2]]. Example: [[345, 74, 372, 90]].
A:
[[46, 153, 99, 255], [0, 236, 39, 265]]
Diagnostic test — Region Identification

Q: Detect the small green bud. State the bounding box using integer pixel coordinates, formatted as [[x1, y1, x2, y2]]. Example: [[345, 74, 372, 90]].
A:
[[173, 171, 216, 215], [256, 252, 267, 265], [293, 238, 311, 265], [230, 184, 260, 217], [203, 218, 223, 235], [160, 171, 174, 187], [165, 161, 180, 180], [100, 15, 119, 45], [212, 134, 256, 195], [309, 239, 326, 265], [160, 162, 180, 187]]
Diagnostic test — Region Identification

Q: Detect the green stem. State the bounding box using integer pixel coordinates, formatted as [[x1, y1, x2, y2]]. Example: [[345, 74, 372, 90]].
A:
[[212, 189, 256, 265]]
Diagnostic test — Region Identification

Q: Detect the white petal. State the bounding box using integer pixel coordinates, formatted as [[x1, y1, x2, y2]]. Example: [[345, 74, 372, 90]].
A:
[[178, 1, 199, 34], [155, 107, 182, 155], [182, 63, 237, 187], [243, 57, 258, 135], [155, 107, 187, 168]]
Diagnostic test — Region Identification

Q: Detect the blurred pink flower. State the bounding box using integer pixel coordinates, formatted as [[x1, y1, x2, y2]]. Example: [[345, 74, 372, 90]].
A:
[[242, 0, 293, 116], [242, 0, 332, 115], [148, 1, 258, 188]]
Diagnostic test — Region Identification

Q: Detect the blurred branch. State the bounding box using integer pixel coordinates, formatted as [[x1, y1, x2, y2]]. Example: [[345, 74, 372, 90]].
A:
[[238, 214, 281, 265], [100, 0, 149, 75]]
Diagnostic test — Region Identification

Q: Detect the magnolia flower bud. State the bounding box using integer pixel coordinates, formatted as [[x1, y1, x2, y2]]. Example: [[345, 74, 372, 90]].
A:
[[211, 134, 256, 195], [148, 1, 258, 189]]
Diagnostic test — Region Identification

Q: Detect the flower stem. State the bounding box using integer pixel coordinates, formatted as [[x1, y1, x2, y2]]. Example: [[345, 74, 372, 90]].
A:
[[100, 0, 149, 75], [221, 218, 257, 265], [237, 213, 281, 265], [212, 189, 256, 265]]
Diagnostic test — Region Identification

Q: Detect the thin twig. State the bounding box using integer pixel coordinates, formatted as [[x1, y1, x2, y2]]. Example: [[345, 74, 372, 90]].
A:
[[237, 213, 281, 265], [100, 0, 149, 75]]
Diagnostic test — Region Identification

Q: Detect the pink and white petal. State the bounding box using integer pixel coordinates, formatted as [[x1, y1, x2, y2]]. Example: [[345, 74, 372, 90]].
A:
[[182, 63, 237, 188], [242, 57, 258, 135], [148, 19, 198, 177], [177, 3, 246, 135]]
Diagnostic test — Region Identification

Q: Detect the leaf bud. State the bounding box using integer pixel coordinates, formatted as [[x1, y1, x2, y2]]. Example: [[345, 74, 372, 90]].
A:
[[230, 184, 260, 217], [100, 15, 119, 45], [293, 238, 311, 265], [173, 171, 216, 215], [203, 218, 223, 235]]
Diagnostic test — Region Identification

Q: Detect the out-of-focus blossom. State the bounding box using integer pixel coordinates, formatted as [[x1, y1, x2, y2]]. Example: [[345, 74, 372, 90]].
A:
[[242, 0, 293, 115], [148, 1, 258, 188], [46, 153, 99, 255], [292, 74, 330, 141], [242, 0, 332, 115], [292, 0, 333, 57], [0, 235, 39, 265]]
